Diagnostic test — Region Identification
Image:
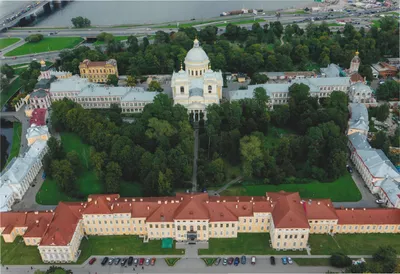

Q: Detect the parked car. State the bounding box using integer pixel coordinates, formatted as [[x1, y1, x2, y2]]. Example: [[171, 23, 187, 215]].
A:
[[234, 257, 240, 266], [346, 164, 353, 173], [101, 257, 108, 266], [251, 256, 256, 265], [128, 257, 133, 266], [134, 258, 139, 265], [241, 255, 246, 264], [108, 258, 114, 265], [228, 257, 234, 265], [270, 256, 276, 265], [282, 257, 288, 265], [89, 257, 96, 265], [145, 258, 151, 266], [222, 258, 228, 266], [151, 258, 156, 266], [114, 258, 121, 265], [215, 257, 221, 266], [139, 258, 145, 265], [121, 258, 127, 266], [376, 199, 385, 204], [287, 257, 293, 264]]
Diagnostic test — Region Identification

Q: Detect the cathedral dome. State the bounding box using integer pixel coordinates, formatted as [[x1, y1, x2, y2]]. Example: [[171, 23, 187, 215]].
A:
[[185, 39, 209, 63]]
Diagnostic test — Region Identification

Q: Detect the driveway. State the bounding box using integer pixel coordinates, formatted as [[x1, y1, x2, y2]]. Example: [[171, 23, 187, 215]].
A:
[[333, 163, 379, 208]]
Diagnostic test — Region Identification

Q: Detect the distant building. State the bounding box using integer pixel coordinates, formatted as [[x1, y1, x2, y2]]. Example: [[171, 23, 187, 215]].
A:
[[79, 59, 119, 83], [321, 63, 341, 78], [38, 60, 72, 81], [348, 83, 374, 103], [26, 125, 50, 146], [29, 89, 51, 109], [371, 62, 398, 78]]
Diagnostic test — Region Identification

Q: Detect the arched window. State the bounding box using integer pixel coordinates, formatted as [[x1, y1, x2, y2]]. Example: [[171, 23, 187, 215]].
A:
[[180, 86, 184, 94], [197, 225, 200, 231], [177, 225, 181, 230], [203, 225, 206, 230], [200, 70, 202, 75], [183, 225, 187, 231], [191, 71, 194, 76], [208, 85, 212, 93]]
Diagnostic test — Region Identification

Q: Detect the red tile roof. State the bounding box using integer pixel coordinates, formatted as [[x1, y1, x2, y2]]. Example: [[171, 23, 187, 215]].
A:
[[0, 211, 54, 238], [80, 60, 108, 67], [350, 73, 364, 83], [336, 208, 400, 225], [303, 199, 338, 220], [30, 108, 47, 126]]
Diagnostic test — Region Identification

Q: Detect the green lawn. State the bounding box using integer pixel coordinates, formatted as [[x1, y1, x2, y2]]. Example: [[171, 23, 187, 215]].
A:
[[327, 23, 343, 27], [3, 122, 22, 169], [165, 258, 180, 266], [0, 76, 21, 108], [0, 38, 20, 50], [198, 233, 307, 255], [309, 234, 400, 255], [5, 37, 83, 56], [77, 236, 184, 264], [0, 237, 43, 265], [202, 258, 217, 266], [93, 36, 130, 45], [293, 258, 331, 266], [372, 20, 381, 28], [220, 173, 361, 202], [36, 132, 143, 205]]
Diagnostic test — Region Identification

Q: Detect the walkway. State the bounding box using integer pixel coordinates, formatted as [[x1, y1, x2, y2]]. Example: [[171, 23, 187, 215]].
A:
[[208, 176, 243, 196], [191, 123, 199, 192]]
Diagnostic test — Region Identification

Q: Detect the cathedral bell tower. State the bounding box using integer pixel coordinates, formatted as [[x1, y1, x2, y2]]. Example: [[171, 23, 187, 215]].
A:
[[349, 51, 361, 74]]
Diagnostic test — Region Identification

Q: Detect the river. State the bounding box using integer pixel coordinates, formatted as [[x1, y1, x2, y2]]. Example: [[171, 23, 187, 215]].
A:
[[0, 119, 13, 171], [31, 0, 313, 27]]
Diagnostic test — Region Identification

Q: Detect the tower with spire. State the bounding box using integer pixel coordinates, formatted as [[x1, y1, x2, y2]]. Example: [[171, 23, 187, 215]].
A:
[[349, 51, 361, 74], [40, 60, 51, 80]]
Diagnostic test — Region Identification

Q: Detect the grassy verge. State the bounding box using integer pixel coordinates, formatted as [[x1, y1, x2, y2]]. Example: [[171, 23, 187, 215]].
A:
[[165, 258, 180, 266], [93, 36, 130, 45], [77, 236, 184, 264], [327, 23, 343, 27], [4, 122, 22, 168], [0, 77, 21, 108], [283, 10, 307, 15], [309, 234, 400, 255], [36, 132, 143, 205], [5, 37, 83, 56], [293, 258, 331, 266], [202, 258, 217, 266], [0, 38, 20, 50], [0, 237, 43, 265], [198, 233, 307, 255], [220, 173, 361, 202]]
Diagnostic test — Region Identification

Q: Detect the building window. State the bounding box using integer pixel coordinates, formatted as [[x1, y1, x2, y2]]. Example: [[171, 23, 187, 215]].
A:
[[278, 235, 281, 239], [149, 224, 153, 228], [203, 225, 206, 230], [301, 235, 304, 239], [180, 86, 184, 94], [208, 85, 212, 93], [183, 226, 186, 231]]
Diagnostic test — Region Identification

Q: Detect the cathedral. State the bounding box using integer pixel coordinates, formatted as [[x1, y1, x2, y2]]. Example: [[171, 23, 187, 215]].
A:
[[171, 39, 223, 121]]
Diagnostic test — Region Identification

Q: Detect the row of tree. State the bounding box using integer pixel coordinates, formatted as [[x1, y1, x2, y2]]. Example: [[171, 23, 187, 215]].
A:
[[55, 17, 399, 81], [50, 94, 193, 196]]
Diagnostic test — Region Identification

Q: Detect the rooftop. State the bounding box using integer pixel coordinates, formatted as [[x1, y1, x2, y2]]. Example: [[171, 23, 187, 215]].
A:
[[30, 108, 47, 127]]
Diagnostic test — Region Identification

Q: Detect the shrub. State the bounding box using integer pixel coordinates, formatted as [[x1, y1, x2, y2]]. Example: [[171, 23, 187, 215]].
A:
[[330, 253, 352, 268]]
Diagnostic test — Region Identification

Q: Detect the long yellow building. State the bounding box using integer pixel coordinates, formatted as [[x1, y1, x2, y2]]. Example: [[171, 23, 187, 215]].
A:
[[79, 59, 118, 83], [1, 192, 399, 263]]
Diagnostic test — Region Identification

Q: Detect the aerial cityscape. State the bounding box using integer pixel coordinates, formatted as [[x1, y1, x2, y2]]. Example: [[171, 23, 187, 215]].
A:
[[0, 0, 399, 273]]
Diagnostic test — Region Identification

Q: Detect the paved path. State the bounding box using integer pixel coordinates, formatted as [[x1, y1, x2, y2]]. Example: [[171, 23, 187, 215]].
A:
[[191, 125, 199, 192], [208, 177, 243, 197], [333, 162, 378, 208]]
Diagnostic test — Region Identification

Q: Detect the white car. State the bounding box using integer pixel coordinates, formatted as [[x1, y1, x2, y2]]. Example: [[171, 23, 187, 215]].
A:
[[376, 199, 385, 204], [287, 257, 293, 264]]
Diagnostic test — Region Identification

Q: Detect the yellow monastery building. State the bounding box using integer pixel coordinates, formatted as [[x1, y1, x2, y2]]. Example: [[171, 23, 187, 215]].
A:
[[1, 192, 399, 263], [79, 59, 118, 83]]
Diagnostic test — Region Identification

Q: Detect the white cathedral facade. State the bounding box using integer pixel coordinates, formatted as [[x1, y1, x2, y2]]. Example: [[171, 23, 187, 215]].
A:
[[171, 39, 223, 121]]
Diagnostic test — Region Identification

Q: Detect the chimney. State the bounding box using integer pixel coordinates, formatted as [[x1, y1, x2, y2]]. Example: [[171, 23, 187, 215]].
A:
[[111, 204, 114, 210], [217, 200, 220, 203], [271, 204, 274, 208], [223, 200, 226, 203], [267, 197, 270, 201], [345, 208, 348, 211], [95, 201, 97, 205], [34, 211, 38, 214], [236, 205, 238, 209], [117, 203, 119, 207], [164, 201, 168, 204], [124, 199, 127, 202], [106, 197, 111, 201], [129, 203, 132, 207], [132, 199, 135, 202], [140, 199, 143, 202], [36, 220, 39, 224], [317, 202, 320, 205], [158, 201, 161, 204], [363, 208, 366, 210], [171, 200, 175, 204], [206, 201, 209, 204], [351, 208, 354, 211], [147, 206, 150, 210]]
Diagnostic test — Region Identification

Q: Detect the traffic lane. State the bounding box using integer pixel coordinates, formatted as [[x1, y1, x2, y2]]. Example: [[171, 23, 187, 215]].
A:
[[1, 52, 60, 65]]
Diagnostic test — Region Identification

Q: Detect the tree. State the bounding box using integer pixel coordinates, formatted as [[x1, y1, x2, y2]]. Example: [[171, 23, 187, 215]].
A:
[[127, 35, 139, 53], [1, 64, 15, 79], [51, 160, 76, 193], [371, 131, 390, 152], [250, 73, 269, 85], [96, 32, 115, 43], [66, 151, 81, 174], [376, 80, 400, 100], [126, 75, 136, 87], [375, 104, 390, 122], [71, 16, 91, 28], [330, 253, 352, 268], [253, 87, 269, 105], [106, 74, 118, 86], [157, 168, 173, 195], [0, 76, 10, 91], [47, 137, 65, 160], [25, 34, 43, 43], [148, 80, 163, 92], [359, 65, 373, 82], [90, 150, 107, 179], [240, 135, 264, 177], [373, 246, 397, 273], [105, 162, 122, 193], [199, 26, 218, 44]]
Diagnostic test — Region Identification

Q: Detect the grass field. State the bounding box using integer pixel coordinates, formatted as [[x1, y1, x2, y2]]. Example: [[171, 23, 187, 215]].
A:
[[36, 132, 143, 205], [1, 237, 43, 265], [3, 122, 22, 169], [220, 173, 361, 202], [0, 38, 20, 50], [308, 234, 400, 255], [0, 76, 21, 108], [5, 37, 83, 56], [77, 236, 184, 264], [327, 23, 343, 27], [198, 233, 307, 255], [93, 36, 130, 45], [372, 20, 381, 28]]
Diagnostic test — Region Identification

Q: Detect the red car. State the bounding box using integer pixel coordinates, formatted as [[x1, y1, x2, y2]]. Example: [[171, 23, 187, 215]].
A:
[[89, 257, 96, 265], [139, 258, 145, 265], [228, 257, 234, 265]]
